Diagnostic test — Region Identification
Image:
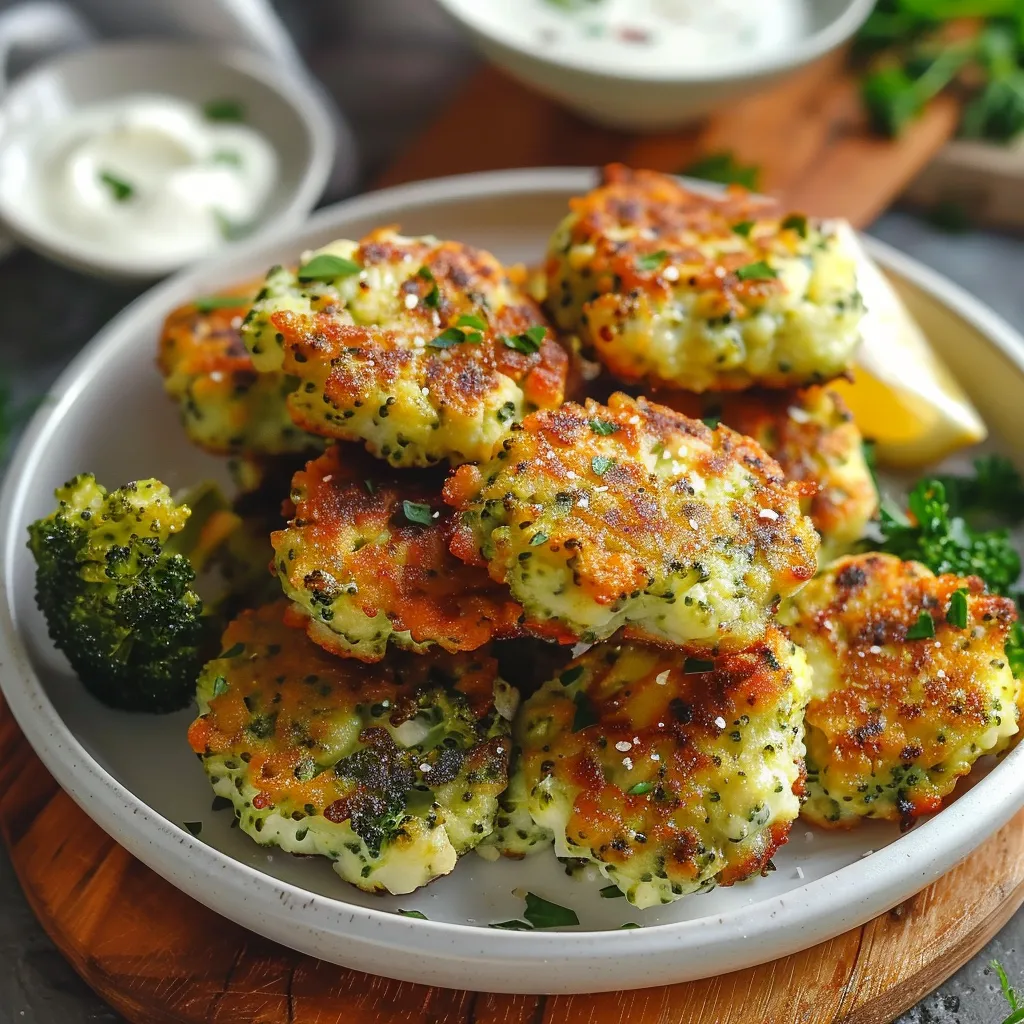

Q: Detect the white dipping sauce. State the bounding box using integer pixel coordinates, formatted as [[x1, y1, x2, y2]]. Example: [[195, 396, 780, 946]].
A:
[[32, 94, 277, 262], [478, 0, 809, 72]]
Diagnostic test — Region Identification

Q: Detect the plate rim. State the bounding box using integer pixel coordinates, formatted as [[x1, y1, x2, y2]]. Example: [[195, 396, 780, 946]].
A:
[[2, 166, 1024, 990]]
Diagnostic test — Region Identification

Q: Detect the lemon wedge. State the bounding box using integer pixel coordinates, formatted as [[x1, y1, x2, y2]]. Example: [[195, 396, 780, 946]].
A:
[[828, 224, 987, 469]]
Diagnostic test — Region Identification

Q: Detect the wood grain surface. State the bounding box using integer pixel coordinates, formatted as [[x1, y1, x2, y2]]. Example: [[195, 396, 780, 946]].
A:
[[0, 49, 995, 1024], [378, 59, 961, 226], [3, 701, 1024, 1024]]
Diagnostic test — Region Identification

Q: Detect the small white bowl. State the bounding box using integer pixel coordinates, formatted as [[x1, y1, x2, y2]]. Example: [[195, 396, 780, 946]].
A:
[[435, 0, 875, 131], [0, 40, 339, 280]]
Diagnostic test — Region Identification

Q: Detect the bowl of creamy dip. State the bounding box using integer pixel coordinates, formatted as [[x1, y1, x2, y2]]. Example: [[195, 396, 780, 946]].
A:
[[0, 40, 337, 279], [434, 0, 875, 130]]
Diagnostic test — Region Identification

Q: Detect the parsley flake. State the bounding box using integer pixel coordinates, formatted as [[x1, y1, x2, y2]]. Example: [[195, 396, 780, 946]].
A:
[[906, 611, 936, 641], [572, 690, 599, 732], [297, 254, 361, 281], [560, 665, 584, 687], [502, 325, 546, 354], [203, 98, 245, 122], [417, 266, 440, 308], [402, 500, 433, 526], [591, 455, 614, 476], [524, 892, 579, 929], [589, 418, 620, 436], [732, 220, 755, 237], [530, 532, 549, 546], [736, 261, 779, 281], [627, 781, 655, 796], [702, 414, 722, 430], [781, 213, 808, 238], [457, 313, 487, 330], [636, 250, 668, 272], [219, 642, 245, 659], [489, 919, 533, 930], [398, 909, 428, 920], [99, 171, 134, 202], [620, 922, 641, 929], [599, 884, 624, 898], [946, 588, 969, 629], [194, 294, 252, 313], [212, 676, 230, 698]]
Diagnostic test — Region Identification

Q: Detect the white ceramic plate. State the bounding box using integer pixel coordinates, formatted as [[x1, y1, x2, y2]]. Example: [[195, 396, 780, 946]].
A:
[[2, 169, 1024, 995]]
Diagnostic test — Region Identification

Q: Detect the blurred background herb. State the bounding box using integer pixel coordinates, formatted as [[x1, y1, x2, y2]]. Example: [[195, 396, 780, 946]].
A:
[[858, 0, 1024, 141]]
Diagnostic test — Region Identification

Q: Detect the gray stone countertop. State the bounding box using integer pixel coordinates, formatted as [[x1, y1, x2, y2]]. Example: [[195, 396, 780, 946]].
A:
[[0, 1, 1022, 1021]]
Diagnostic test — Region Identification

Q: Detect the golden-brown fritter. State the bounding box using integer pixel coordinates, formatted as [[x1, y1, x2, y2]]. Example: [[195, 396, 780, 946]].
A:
[[779, 553, 1021, 830], [545, 165, 862, 393], [241, 229, 569, 466], [272, 444, 523, 662], [663, 387, 878, 561], [444, 392, 819, 651], [158, 289, 316, 456], [503, 626, 811, 907], [190, 602, 514, 894]]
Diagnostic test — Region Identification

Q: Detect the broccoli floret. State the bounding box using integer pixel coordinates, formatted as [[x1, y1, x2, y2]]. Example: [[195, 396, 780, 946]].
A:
[[27, 474, 210, 713]]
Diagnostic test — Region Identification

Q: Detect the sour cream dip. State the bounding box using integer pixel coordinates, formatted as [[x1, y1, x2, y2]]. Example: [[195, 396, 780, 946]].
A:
[[28, 93, 277, 263], [470, 0, 809, 74]]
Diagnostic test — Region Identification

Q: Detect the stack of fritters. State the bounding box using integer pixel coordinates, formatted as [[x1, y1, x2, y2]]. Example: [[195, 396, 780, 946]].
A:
[[162, 165, 1020, 910]]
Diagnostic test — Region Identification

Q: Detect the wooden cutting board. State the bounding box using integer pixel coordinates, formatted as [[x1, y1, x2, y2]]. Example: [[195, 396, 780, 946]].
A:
[[1, 57, 1005, 1024]]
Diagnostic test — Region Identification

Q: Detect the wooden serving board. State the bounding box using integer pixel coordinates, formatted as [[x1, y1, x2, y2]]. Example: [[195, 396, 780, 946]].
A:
[[0, 56, 1003, 1024]]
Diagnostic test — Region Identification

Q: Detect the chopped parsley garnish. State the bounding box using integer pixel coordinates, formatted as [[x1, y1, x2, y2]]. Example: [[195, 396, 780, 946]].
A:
[[599, 884, 624, 898], [702, 414, 722, 430], [946, 588, 968, 629], [364, 479, 377, 495], [523, 892, 579, 929], [781, 213, 808, 237], [99, 171, 134, 202], [456, 313, 487, 331], [875, 479, 1021, 596], [401, 500, 433, 526], [736, 261, 779, 282], [636, 250, 668, 272], [992, 958, 1023, 1020], [572, 690, 599, 732], [183, 821, 203, 836], [681, 151, 761, 190], [397, 909, 428, 920], [193, 294, 251, 313], [591, 455, 614, 476], [683, 658, 715, 673], [627, 781, 655, 796], [203, 98, 245, 122], [589, 418, 620, 436], [530, 532, 549, 546], [905, 611, 935, 641], [211, 676, 230, 698], [297, 253, 361, 282], [732, 220, 755, 237], [488, 919, 533, 930], [560, 665, 584, 687], [620, 922, 641, 929], [501, 325, 546, 354], [219, 642, 245, 659], [417, 266, 440, 308], [211, 149, 243, 167], [429, 326, 482, 348]]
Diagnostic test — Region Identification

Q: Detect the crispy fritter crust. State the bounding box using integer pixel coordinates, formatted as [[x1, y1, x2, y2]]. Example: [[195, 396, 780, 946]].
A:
[[444, 392, 819, 651], [663, 387, 878, 561], [188, 603, 513, 894], [511, 626, 810, 907], [242, 229, 568, 466], [158, 289, 315, 456], [545, 165, 862, 392], [779, 553, 1021, 829], [272, 444, 523, 662]]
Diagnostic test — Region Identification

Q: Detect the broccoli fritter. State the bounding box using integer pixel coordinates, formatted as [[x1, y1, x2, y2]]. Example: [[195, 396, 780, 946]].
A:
[[27, 475, 208, 712], [545, 165, 862, 393], [664, 387, 878, 561], [271, 444, 523, 662], [475, 750, 554, 861], [779, 553, 1022, 830], [444, 393, 819, 651], [158, 290, 316, 456], [240, 229, 569, 467], [509, 626, 810, 907], [188, 603, 514, 894]]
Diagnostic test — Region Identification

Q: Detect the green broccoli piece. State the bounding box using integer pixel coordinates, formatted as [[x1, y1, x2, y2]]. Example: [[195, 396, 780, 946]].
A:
[[27, 474, 211, 713]]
